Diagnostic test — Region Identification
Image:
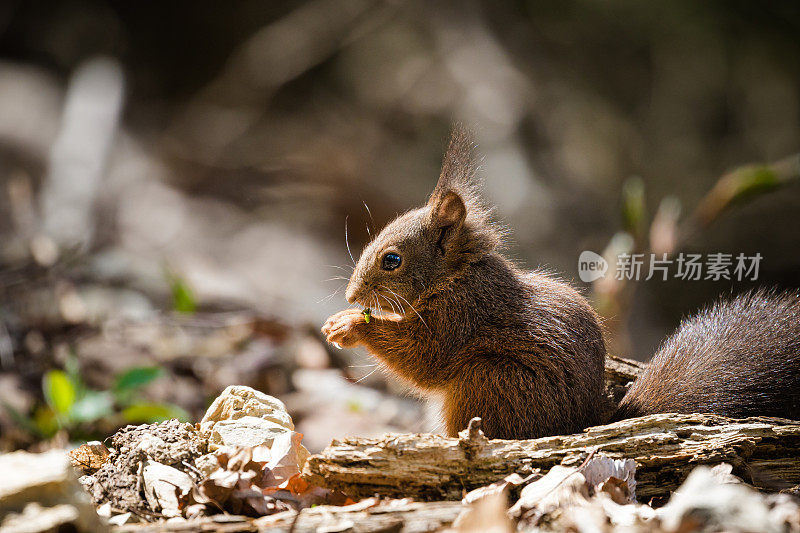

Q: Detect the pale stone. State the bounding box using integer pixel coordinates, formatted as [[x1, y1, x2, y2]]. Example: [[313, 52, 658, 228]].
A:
[[199, 385, 309, 468], [209, 416, 290, 449], [200, 385, 294, 436], [141, 460, 194, 518]]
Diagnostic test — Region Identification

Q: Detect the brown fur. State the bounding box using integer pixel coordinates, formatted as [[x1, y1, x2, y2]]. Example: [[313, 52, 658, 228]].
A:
[[322, 127, 800, 440], [322, 127, 606, 439], [614, 290, 800, 421]]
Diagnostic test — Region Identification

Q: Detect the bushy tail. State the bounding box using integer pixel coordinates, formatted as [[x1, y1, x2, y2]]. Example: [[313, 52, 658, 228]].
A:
[[613, 290, 800, 422]]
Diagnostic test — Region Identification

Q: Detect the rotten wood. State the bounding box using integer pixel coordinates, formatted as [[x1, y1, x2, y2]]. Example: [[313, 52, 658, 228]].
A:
[[604, 354, 645, 405], [604, 354, 644, 386], [302, 413, 800, 501]]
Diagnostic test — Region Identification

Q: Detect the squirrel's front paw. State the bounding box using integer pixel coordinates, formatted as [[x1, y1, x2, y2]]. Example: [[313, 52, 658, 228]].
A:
[[321, 309, 368, 348]]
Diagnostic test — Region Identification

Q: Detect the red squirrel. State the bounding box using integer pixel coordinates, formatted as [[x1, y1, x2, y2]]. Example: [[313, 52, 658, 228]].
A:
[[321, 127, 800, 439]]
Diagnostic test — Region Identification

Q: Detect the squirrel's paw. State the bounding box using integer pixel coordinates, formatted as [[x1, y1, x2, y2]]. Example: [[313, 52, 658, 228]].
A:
[[322, 309, 368, 348]]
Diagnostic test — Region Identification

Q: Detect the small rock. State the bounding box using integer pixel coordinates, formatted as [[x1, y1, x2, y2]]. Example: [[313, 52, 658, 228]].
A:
[[199, 386, 308, 464], [209, 416, 291, 449], [200, 385, 294, 437], [142, 460, 194, 518], [0, 450, 93, 511]]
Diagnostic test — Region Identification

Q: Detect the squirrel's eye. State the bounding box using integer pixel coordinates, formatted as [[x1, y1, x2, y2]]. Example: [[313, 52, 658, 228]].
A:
[[381, 253, 402, 271]]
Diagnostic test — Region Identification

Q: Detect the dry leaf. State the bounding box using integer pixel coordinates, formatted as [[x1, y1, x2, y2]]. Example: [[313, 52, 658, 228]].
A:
[[454, 492, 513, 533], [462, 472, 538, 505], [180, 434, 349, 517]]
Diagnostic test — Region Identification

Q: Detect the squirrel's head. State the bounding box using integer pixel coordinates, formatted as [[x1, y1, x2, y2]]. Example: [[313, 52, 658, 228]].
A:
[[345, 126, 504, 314]]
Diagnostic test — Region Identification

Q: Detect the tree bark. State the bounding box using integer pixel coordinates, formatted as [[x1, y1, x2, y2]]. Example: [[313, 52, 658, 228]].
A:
[[302, 413, 800, 501]]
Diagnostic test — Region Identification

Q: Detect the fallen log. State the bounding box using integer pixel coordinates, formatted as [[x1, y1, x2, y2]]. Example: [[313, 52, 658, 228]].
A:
[[302, 413, 800, 501]]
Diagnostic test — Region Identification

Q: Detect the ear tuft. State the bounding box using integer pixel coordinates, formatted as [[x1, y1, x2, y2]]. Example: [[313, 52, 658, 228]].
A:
[[428, 125, 477, 208], [433, 191, 466, 228], [424, 124, 505, 257]]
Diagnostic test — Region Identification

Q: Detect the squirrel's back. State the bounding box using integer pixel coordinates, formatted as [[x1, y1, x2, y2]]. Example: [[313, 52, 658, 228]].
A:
[[614, 290, 800, 421]]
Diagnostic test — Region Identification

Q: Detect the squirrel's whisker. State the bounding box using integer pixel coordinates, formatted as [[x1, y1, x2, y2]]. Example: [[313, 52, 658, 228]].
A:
[[376, 291, 400, 331], [370, 290, 379, 317], [384, 286, 430, 332], [379, 291, 397, 316], [316, 283, 346, 304], [363, 201, 375, 226], [378, 285, 401, 313], [344, 216, 356, 266], [326, 264, 354, 273], [363, 201, 377, 237], [389, 294, 404, 318], [374, 292, 387, 320], [390, 295, 405, 330], [376, 287, 400, 316], [378, 290, 401, 323], [354, 365, 380, 384]]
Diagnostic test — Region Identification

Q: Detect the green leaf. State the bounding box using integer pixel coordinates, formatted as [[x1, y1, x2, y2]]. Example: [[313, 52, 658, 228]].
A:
[[114, 367, 163, 394], [122, 403, 189, 424], [726, 165, 780, 204], [692, 153, 800, 228], [168, 271, 197, 314], [70, 391, 114, 423], [43, 370, 76, 416]]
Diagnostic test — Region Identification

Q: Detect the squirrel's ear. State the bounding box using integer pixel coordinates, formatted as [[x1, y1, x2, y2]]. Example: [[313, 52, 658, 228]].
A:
[[431, 190, 466, 229]]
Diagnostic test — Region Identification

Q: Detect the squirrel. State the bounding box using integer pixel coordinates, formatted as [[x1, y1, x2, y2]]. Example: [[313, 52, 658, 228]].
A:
[[321, 126, 800, 440]]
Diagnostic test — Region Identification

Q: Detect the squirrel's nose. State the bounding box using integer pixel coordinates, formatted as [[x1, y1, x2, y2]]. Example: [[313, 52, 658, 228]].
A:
[[345, 284, 357, 304]]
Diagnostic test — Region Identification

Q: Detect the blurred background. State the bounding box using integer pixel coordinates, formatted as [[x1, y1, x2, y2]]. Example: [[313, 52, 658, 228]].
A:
[[1, 0, 799, 452]]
